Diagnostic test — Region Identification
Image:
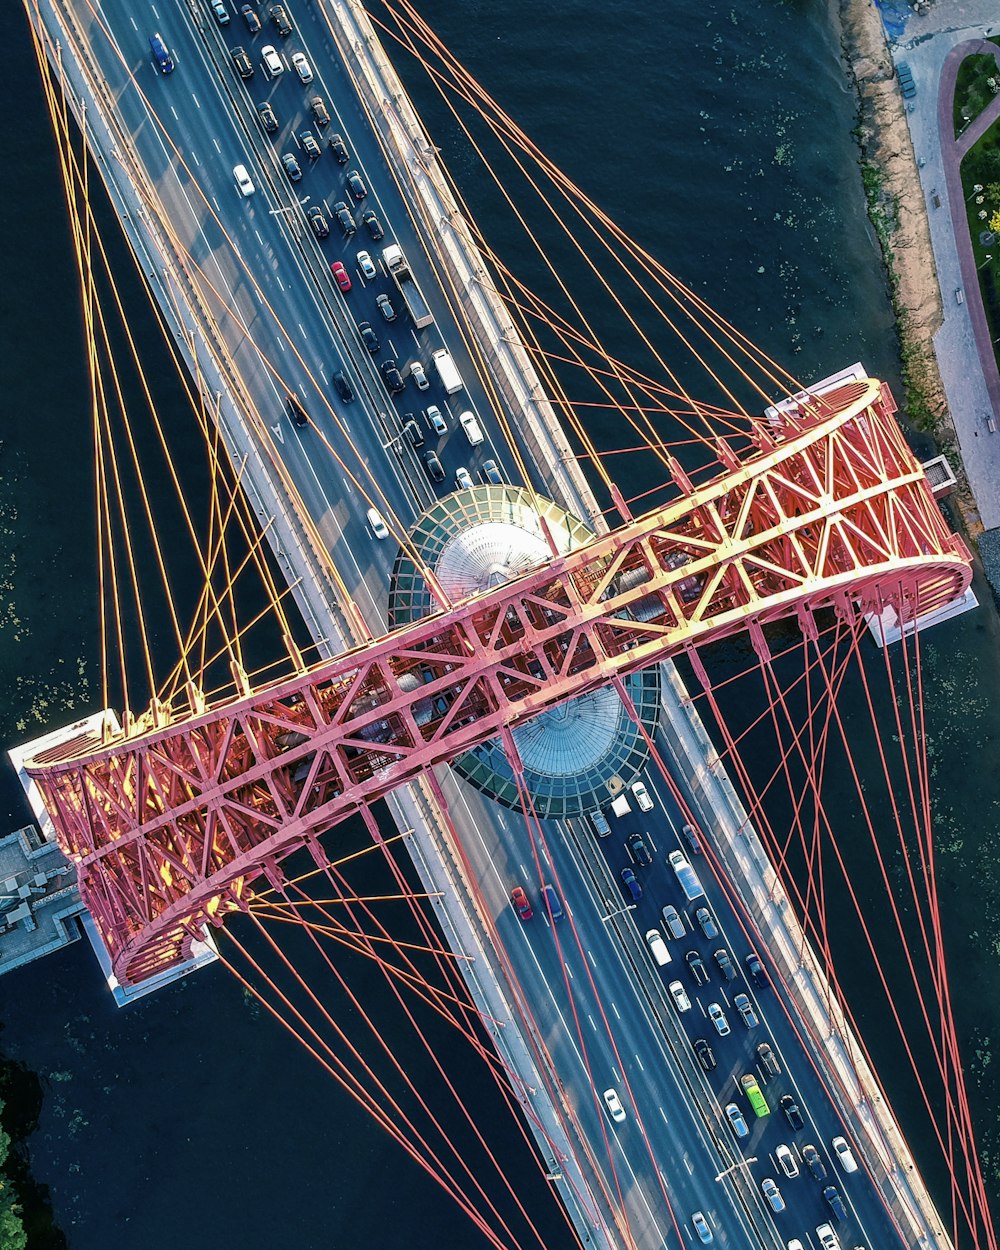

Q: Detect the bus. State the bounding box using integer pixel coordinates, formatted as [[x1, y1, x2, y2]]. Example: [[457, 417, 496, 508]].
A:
[[740, 1073, 770, 1119]]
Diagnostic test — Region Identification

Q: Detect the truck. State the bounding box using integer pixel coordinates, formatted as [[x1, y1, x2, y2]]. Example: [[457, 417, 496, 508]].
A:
[[610, 794, 632, 818], [431, 347, 464, 395], [381, 244, 433, 328], [668, 849, 704, 900]]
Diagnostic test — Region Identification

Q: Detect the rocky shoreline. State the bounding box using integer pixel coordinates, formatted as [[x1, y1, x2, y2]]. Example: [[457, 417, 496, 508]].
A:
[[839, 0, 982, 535]]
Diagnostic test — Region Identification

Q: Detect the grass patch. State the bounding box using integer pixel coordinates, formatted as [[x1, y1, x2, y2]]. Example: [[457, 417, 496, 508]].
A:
[[954, 53, 1000, 138], [959, 117, 1000, 373]]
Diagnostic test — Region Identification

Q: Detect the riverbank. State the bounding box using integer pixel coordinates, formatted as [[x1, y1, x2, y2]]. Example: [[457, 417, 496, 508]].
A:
[[839, 0, 983, 535]]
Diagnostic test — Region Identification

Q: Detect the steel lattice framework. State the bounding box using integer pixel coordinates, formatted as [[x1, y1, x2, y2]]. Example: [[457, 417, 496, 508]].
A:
[[27, 379, 971, 986]]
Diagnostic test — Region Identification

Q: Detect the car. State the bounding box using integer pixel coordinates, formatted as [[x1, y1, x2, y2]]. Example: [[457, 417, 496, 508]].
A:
[[803, 1144, 827, 1181], [734, 993, 759, 1029], [257, 102, 279, 133], [631, 780, 654, 812], [332, 369, 354, 404], [510, 886, 532, 920], [403, 419, 424, 449], [816, 1225, 842, 1250], [361, 208, 384, 239], [661, 904, 686, 940], [745, 952, 768, 988], [286, 393, 307, 426], [620, 866, 642, 902], [713, 948, 737, 981], [426, 405, 447, 436], [779, 1094, 803, 1131], [210, 0, 231, 25], [725, 1102, 749, 1139], [149, 32, 175, 74], [300, 130, 321, 161], [681, 822, 703, 854], [281, 152, 302, 182], [346, 169, 368, 200], [261, 44, 284, 77], [757, 1042, 781, 1078], [822, 1186, 848, 1221], [356, 249, 376, 278], [541, 883, 564, 921], [233, 163, 255, 196], [376, 293, 397, 322], [645, 929, 671, 967], [459, 410, 485, 445], [603, 1088, 626, 1124], [306, 206, 329, 239], [269, 3, 293, 35], [693, 1038, 716, 1072], [366, 507, 389, 540], [310, 96, 331, 126], [240, 4, 261, 33], [381, 360, 405, 393], [231, 47, 254, 79], [423, 450, 445, 483], [831, 1136, 858, 1173], [686, 951, 709, 986], [695, 906, 719, 940], [331, 261, 352, 293], [708, 1002, 730, 1036], [668, 980, 691, 1012], [691, 1212, 713, 1244], [455, 466, 474, 490], [334, 201, 356, 236], [329, 132, 350, 163], [761, 1178, 785, 1214], [775, 1143, 799, 1178], [668, 849, 704, 901], [788, 1242, 805, 1250], [481, 458, 503, 485], [626, 831, 651, 866], [358, 322, 380, 353], [410, 362, 429, 391], [291, 52, 313, 83]]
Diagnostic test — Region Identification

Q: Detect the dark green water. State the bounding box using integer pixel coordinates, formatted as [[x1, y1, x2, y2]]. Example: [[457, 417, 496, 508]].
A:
[[1, 1, 998, 1246]]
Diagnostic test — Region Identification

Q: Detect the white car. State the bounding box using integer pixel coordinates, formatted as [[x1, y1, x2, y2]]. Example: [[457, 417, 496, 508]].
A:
[[410, 361, 430, 390], [366, 507, 389, 540], [292, 51, 313, 83], [455, 466, 474, 490], [459, 410, 484, 445], [630, 780, 654, 812], [707, 1002, 730, 1036], [356, 249, 377, 279], [761, 1178, 785, 1213], [233, 163, 255, 196], [602, 1087, 626, 1124], [668, 980, 691, 1012], [691, 1212, 713, 1245], [425, 404, 447, 435], [831, 1136, 858, 1173], [775, 1143, 799, 1179], [261, 44, 283, 76], [725, 1102, 749, 1138]]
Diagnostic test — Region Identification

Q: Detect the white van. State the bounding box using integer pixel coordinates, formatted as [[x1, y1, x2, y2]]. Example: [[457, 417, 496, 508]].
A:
[[645, 929, 671, 966], [431, 348, 463, 394], [459, 411, 484, 446]]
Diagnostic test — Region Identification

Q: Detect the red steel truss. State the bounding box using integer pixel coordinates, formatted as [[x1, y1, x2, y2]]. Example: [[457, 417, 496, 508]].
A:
[[27, 379, 972, 986]]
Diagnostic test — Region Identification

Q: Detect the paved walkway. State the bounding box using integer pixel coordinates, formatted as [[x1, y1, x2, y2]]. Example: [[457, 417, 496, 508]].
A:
[[880, 3, 1000, 529]]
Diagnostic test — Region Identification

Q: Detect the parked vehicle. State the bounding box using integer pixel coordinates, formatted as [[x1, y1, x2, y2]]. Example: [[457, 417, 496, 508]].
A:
[[334, 202, 356, 236], [240, 6, 262, 34], [381, 359, 405, 394], [291, 52, 313, 83], [361, 208, 384, 239], [261, 44, 283, 77], [691, 1212, 713, 1245], [482, 459, 503, 484], [680, 822, 703, 854], [257, 102, 278, 132], [455, 466, 474, 491], [423, 451, 445, 483], [230, 46, 254, 79], [329, 133, 350, 163], [382, 244, 434, 327], [376, 293, 397, 322], [306, 206, 329, 239], [745, 952, 768, 987], [330, 261, 352, 293], [823, 1186, 848, 1222], [270, 3, 293, 36], [281, 152, 302, 182], [740, 1073, 770, 1118], [358, 322, 380, 353], [346, 169, 368, 200], [300, 130, 321, 161], [356, 249, 377, 278]]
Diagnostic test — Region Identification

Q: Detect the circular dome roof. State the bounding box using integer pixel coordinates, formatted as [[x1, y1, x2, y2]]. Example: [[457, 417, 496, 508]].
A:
[[389, 486, 659, 819]]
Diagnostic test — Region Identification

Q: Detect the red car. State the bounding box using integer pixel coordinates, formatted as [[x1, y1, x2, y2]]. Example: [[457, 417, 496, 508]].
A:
[[330, 260, 352, 293], [510, 886, 533, 921]]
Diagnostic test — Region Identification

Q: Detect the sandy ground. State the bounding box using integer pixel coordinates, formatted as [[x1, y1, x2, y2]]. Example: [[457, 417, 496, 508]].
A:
[[837, 0, 978, 523]]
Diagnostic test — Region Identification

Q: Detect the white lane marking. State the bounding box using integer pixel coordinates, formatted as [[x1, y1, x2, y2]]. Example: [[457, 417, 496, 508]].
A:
[[212, 138, 222, 155], [270, 423, 284, 444], [170, 106, 179, 120], [277, 339, 286, 352], [276, 276, 285, 291], [297, 322, 308, 339], [658, 1106, 669, 1125], [130, 17, 138, 31], [211, 197, 220, 213], [191, 151, 201, 167], [611, 1002, 621, 1020], [151, 4, 159, 17], [588, 949, 597, 968], [341, 476, 354, 495], [192, 94, 201, 110], [588, 1014, 597, 1031], [255, 230, 265, 247], [635, 1054, 645, 1072]]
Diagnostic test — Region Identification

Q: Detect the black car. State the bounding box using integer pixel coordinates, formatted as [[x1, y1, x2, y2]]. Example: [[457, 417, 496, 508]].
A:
[[756, 1041, 781, 1078], [257, 102, 278, 133], [424, 450, 445, 483], [686, 951, 710, 987], [281, 152, 302, 182], [286, 393, 307, 427], [332, 368, 354, 404], [358, 322, 380, 353], [300, 130, 321, 161], [270, 3, 293, 35], [802, 1144, 827, 1181], [713, 948, 737, 982], [361, 209, 384, 240], [333, 201, 356, 236], [745, 952, 768, 988], [310, 96, 331, 127], [627, 831, 651, 867], [403, 418, 424, 448], [307, 206, 329, 239], [329, 133, 349, 163], [693, 1038, 717, 1073], [381, 359, 405, 393], [779, 1094, 803, 1131], [822, 1186, 848, 1222], [240, 4, 261, 33], [346, 169, 368, 200], [231, 46, 254, 79]]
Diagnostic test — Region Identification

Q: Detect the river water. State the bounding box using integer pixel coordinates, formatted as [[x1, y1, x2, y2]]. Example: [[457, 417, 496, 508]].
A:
[[1, 0, 998, 1246]]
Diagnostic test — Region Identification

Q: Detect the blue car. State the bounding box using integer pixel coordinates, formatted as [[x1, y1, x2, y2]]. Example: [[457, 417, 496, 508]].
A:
[[621, 867, 642, 902]]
